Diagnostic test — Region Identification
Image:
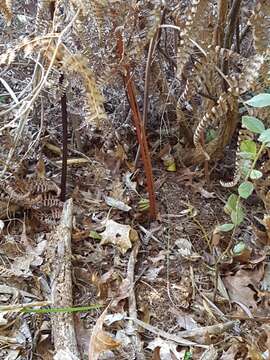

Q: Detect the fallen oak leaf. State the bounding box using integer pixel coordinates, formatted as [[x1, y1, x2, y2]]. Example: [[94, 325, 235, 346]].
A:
[[147, 338, 182, 359], [223, 266, 264, 312], [89, 306, 121, 360], [100, 219, 138, 254]]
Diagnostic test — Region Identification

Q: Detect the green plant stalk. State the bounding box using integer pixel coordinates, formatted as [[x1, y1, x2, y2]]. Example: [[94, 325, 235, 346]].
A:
[[15, 304, 102, 315], [217, 142, 266, 266], [234, 143, 265, 225]]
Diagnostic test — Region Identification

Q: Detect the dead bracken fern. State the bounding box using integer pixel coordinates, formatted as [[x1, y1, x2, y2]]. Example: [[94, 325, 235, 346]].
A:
[[0, 0, 12, 24], [61, 54, 107, 127], [220, 129, 253, 188], [249, 0, 270, 54], [177, 0, 210, 78]]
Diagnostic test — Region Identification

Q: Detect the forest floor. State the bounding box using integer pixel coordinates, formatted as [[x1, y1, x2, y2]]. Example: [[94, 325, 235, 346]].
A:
[[1, 135, 270, 360]]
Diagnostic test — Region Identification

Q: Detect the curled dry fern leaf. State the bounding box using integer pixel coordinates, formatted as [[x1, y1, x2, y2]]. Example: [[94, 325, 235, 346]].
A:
[[220, 129, 255, 188], [193, 92, 235, 155], [177, 0, 209, 78], [249, 0, 270, 54], [35, 0, 53, 34], [238, 54, 265, 93], [62, 54, 107, 127], [0, 0, 12, 24]]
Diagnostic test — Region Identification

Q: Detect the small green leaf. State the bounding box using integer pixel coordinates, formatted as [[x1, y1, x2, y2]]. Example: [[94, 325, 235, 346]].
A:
[[258, 129, 270, 144], [231, 206, 244, 225], [206, 129, 217, 143], [184, 351, 192, 360], [233, 241, 246, 255], [217, 223, 235, 232], [89, 231, 102, 240], [250, 169, 263, 180], [238, 181, 254, 199], [240, 159, 252, 178], [245, 93, 270, 108], [239, 152, 255, 160], [224, 194, 238, 214], [240, 140, 257, 159], [241, 116, 265, 133]]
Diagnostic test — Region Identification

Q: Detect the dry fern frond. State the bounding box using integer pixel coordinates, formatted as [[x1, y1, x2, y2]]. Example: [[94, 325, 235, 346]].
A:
[[250, 1, 270, 54], [40, 193, 63, 208], [28, 177, 61, 197], [62, 54, 107, 127], [177, 0, 209, 78], [0, 265, 17, 278], [73, 0, 108, 51], [180, 77, 196, 103], [89, 0, 108, 40], [193, 92, 235, 152], [35, 206, 63, 227], [130, 1, 162, 59], [35, 0, 53, 34], [212, 45, 245, 64], [180, 59, 216, 103], [220, 129, 255, 188], [0, 0, 12, 24], [0, 36, 51, 66], [238, 54, 265, 93], [247, 106, 270, 124]]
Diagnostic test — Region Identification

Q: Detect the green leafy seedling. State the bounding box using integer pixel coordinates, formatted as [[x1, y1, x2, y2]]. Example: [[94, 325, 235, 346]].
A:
[[222, 105, 270, 231]]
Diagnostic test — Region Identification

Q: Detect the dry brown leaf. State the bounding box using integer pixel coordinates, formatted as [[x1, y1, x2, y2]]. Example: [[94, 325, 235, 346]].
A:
[[100, 219, 138, 254], [111, 278, 131, 308], [220, 343, 248, 359], [223, 266, 264, 312], [147, 338, 183, 360], [199, 346, 218, 360], [88, 306, 121, 360]]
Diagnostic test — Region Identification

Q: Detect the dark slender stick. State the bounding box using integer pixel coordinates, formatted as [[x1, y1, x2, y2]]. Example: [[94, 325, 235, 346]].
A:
[[49, 1, 67, 201], [60, 74, 68, 202], [222, 0, 242, 89]]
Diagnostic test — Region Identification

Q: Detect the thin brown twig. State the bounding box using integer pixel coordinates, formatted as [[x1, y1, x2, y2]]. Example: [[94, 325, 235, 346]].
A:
[[59, 74, 68, 202], [134, 34, 158, 167]]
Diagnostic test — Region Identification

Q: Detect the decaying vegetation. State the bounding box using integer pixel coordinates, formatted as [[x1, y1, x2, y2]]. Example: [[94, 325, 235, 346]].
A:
[[0, 0, 270, 359]]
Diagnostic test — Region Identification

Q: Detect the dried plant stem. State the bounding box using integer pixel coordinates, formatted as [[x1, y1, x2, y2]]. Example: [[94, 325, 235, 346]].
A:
[[222, 0, 242, 87], [135, 32, 158, 166], [213, 0, 229, 47], [116, 32, 157, 219], [50, 199, 80, 359], [59, 74, 68, 202]]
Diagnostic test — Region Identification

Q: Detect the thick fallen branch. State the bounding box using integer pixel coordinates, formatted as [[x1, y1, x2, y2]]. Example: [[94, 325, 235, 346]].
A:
[[49, 199, 80, 360]]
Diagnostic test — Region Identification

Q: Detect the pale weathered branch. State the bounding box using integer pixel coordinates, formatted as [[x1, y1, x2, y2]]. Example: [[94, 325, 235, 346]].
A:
[[50, 199, 80, 360]]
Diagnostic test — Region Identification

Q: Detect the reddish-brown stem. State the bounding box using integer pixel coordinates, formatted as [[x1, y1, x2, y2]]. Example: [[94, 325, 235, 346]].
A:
[[116, 32, 157, 220]]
